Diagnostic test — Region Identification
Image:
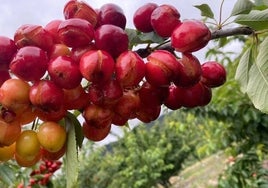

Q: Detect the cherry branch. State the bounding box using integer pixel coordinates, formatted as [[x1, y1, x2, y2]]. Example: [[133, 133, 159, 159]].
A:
[[136, 26, 255, 58]]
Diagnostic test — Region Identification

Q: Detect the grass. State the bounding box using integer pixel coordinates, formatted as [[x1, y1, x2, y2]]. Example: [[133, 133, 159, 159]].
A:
[[169, 151, 227, 188]]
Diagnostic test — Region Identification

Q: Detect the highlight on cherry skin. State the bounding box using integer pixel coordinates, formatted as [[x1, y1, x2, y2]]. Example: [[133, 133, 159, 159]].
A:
[[0, 0, 227, 170]]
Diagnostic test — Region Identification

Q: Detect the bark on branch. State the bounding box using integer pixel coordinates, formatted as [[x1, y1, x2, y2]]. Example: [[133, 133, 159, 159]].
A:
[[211, 26, 254, 39]]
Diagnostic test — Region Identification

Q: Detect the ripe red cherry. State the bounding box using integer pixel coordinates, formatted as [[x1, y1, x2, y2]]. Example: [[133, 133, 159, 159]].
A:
[[88, 78, 123, 106], [97, 3, 126, 29], [58, 18, 94, 48], [79, 50, 115, 84], [164, 84, 183, 110], [150, 4, 181, 38], [171, 20, 211, 53], [29, 80, 64, 113], [94, 24, 129, 58], [48, 43, 71, 60], [138, 81, 168, 107], [180, 82, 212, 108], [71, 42, 97, 63], [173, 53, 202, 88], [115, 51, 145, 88], [0, 70, 11, 87], [133, 3, 158, 33], [145, 50, 180, 87], [82, 104, 113, 129], [48, 56, 82, 89], [63, 84, 90, 110], [44, 19, 63, 44], [63, 0, 98, 27], [10, 46, 48, 82], [82, 121, 111, 142], [0, 36, 17, 70], [14, 24, 54, 51], [201, 61, 227, 88], [136, 104, 161, 123]]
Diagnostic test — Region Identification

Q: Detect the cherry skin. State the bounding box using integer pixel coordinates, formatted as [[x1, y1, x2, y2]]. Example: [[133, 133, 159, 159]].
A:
[[94, 24, 129, 58], [173, 53, 202, 88], [145, 50, 180, 87], [14, 24, 54, 52], [133, 3, 158, 33], [150, 4, 181, 38], [29, 80, 64, 113], [0, 142, 15, 162], [0, 70, 11, 87], [97, 3, 126, 29], [0, 78, 31, 115], [37, 121, 67, 153], [115, 51, 146, 88], [58, 18, 95, 48], [48, 56, 82, 89], [164, 84, 183, 110], [82, 121, 111, 142], [15, 130, 41, 162], [10, 46, 49, 82], [201, 61, 227, 88], [44, 19, 63, 44], [0, 119, 21, 147], [82, 104, 113, 129], [0, 36, 17, 70], [79, 50, 115, 84], [171, 20, 211, 53], [63, 0, 98, 27]]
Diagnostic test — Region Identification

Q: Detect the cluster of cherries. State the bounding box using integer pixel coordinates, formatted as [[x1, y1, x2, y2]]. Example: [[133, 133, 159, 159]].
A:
[[0, 0, 226, 168], [17, 160, 62, 187]]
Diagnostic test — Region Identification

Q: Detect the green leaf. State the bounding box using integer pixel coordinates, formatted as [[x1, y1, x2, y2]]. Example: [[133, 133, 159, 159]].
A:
[[246, 38, 268, 113], [194, 4, 214, 19], [66, 112, 84, 149], [234, 9, 268, 30], [65, 117, 79, 188], [231, 0, 254, 16], [235, 48, 253, 93], [138, 31, 165, 44], [0, 163, 16, 185]]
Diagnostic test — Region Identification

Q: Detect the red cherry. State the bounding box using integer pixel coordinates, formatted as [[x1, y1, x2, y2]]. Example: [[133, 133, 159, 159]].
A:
[[171, 20, 211, 53], [133, 3, 158, 33]]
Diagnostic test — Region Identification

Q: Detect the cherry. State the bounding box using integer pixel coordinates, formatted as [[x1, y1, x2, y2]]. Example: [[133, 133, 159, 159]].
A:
[[44, 19, 63, 44], [136, 103, 161, 123], [79, 50, 115, 84], [82, 121, 111, 142], [48, 43, 71, 60], [14, 24, 54, 51], [0, 70, 11, 87], [171, 19, 211, 53], [82, 103, 113, 129], [10, 46, 49, 82], [201, 61, 227, 88], [138, 81, 169, 107], [115, 51, 145, 88], [173, 53, 202, 88], [63, 0, 98, 27], [94, 24, 129, 58], [97, 3, 126, 29], [48, 56, 82, 89], [0, 119, 21, 147], [58, 18, 95, 48], [164, 84, 183, 110], [29, 80, 64, 113], [0, 36, 17, 70], [88, 78, 123, 106], [145, 50, 180, 87], [133, 3, 158, 33], [71, 42, 97, 63], [150, 4, 181, 38]]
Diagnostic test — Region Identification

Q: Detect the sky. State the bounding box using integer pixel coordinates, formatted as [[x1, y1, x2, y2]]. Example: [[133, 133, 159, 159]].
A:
[[0, 0, 238, 144]]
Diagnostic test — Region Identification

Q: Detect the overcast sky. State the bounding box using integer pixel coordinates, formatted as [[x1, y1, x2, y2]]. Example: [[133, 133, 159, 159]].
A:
[[0, 0, 236, 38]]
